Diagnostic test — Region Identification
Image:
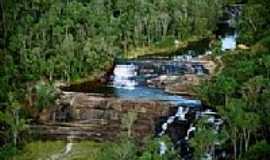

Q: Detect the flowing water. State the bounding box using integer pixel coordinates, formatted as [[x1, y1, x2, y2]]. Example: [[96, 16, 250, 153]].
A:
[[81, 12, 236, 158], [108, 58, 206, 106], [63, 5, 239, 159]]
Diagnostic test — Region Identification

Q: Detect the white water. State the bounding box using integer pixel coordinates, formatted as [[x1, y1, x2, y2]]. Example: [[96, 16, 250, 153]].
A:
[[159, 106, 189, 155], [159, 141, 167, 155], [112, 64, 138, 90], [185, 124, 196, 140], [196, 66, 204, 75], [173, 54, 193, 62], [159, 106, 189, 136], [221, 34, 237, 51]]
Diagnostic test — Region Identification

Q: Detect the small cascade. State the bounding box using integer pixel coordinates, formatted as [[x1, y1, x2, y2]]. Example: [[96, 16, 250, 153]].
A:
[[220, 5, 241, 51], [112, 64, 138, 90], [173, 53, 193, 62], [159, 106, 189, 136], [221, 33, 237, 51], [158, 106, 189, 155], [185, 124, 196, 140], [195, 65, 204, 75], [159, 141, 167, 155], [200, 109, 224, 131]]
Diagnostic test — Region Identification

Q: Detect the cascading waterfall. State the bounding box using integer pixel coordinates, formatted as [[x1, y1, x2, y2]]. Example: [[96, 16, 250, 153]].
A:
[[158, 108, 224, 157], [112, 64, 138, 90], [220, 5, 241, 51], [159, 106, 189, 137], [159, 106, 189, 155]]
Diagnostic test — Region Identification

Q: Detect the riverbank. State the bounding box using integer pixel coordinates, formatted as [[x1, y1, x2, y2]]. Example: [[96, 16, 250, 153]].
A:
[[59, 35, 216, 95], [124, 35, 212, 59], [57, 60, 114, 92]]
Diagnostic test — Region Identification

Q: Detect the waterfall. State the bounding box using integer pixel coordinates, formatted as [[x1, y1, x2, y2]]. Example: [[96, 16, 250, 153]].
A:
[[221, 34, 237, 51], [159, 106, 189, 136], [158, 106, 189, 155], [112, 64, 138, 90]]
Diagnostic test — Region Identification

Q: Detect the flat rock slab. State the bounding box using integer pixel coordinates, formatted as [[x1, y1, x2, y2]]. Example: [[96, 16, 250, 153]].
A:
[[34, 92, 177, 140]]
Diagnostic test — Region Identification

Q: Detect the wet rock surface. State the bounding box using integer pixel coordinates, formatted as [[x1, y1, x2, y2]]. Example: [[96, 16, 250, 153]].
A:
[[33, 92, 176, 140]]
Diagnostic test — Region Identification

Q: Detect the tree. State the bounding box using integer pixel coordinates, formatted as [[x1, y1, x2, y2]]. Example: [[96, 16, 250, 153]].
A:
[[215, 75, 238, 106], [121, 111, 138, 138], [139, 136, 179, 160], [243, 140, 270, 160], [219, 98, 260, 159], [0, 93, 28, 148], [189, 117, 228, 160], [97, 137, 137, 160]]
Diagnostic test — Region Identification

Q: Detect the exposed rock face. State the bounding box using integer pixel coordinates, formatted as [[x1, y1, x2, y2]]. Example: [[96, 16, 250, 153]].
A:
[[146, 74, 203, 96], [32, 92, 176, 141], [164, 74, 203, 95], [145, 55, 218, 96]]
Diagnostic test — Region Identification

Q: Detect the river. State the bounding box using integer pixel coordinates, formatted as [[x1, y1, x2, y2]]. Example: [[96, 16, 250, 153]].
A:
[[62, 4, 240, 160]]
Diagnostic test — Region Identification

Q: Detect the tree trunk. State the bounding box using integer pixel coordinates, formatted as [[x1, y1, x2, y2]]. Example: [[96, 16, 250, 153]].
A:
[[233, 128, 238, 160]]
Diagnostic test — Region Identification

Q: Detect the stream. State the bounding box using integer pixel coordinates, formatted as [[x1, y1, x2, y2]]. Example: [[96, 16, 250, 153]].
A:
[[113, 5, 238, 159], [63, 4, 240, 160]]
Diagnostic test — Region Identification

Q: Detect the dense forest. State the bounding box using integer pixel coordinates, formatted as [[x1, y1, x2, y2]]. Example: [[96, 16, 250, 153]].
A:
[[1, 0, 270, 160]]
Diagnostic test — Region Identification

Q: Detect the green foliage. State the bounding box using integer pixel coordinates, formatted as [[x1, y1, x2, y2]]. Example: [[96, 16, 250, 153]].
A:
[[243, 140, 270, 160], [0, 144, 17, 160], [0, 0, 224, 84], [194, 1, 270, 155], [3, 1, 270, 159], [195, 31, 270, 158], [34, 81, 56, 111], [0, 94, 28, 147], [189, 117, 228, 159], [10, 138, 179, 160], [211, 40, 223, 55], [121, 111, 138, 138], [10, 141, 67, 160], [139, 136, 180, 160], [97, 138, 137, 160], [0, 1, 228, 157], [238, 0, 270, 44]]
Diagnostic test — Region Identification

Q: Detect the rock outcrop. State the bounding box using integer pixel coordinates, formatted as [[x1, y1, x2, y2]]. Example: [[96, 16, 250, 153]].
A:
[[145, 55, 218, 96], [32, 92, 176, 141]]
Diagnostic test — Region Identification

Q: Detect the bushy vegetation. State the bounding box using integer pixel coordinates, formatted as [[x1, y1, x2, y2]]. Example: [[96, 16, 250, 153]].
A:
[[9, 137, 178, 160], [191, 0, 270, 159], [0, 0, 226, 157], [1, 0, 270, 159]]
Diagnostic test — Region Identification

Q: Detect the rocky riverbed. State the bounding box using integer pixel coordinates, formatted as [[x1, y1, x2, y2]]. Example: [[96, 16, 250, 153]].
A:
[[33, 92, 176, 141]]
